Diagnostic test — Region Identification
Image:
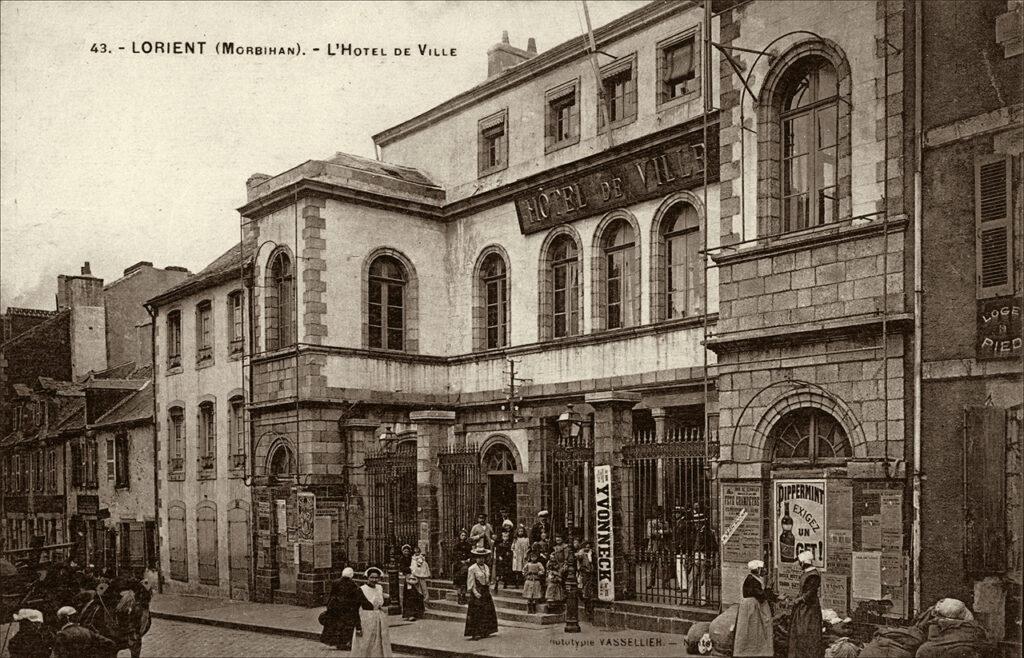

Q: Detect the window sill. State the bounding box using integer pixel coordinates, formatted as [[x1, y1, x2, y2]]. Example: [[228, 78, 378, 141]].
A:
[[167, 472, 185, 482], [166, 364, 183, 376], [656, 88, 701, 112], [710, 215, 907, 266], [196, 356, 216, 370], [197, 471, 218, 481], [544, 135, 580, 154], [229, 343, 244, 360], [598, 114, 637, 133], [478, 163, 508, 179]]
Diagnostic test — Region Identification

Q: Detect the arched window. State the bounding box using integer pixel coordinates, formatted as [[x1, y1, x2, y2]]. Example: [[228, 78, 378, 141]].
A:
[[769, 408, 851, 463], [550, 235, 581, 338], [660, 203, 702, 319], [601, 219, 637, 329], [780, 56, 839, 231], [479, 252, 509, 350], [268, 445, 294, 480], [484, 444, 516, 472], [266, 251, 294, 350], [368, 256, 407, 351]]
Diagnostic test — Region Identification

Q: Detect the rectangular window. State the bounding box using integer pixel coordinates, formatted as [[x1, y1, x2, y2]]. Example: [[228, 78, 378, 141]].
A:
[[47, 449, 56, 492], [88, 438, 98, 487], [477, 110, 508, 177], [106, 437, 115, 481], [599, 56, 637, 129], [115, 432, 130, 489], [199, 403, 216, 471], [658, 33, 698, 103], [545, 81, 580, 151], [230, 398, 245, 457], [228, 291, 244, 353], [169, 409, 185, 471], [167, 311, 182, 368], [552, 261, 580, 338], [975, 155, 1014, 299], [196, 301, 213, 362]]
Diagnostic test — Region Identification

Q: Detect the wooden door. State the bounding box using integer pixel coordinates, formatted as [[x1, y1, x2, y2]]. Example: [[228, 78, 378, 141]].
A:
[[227, 502, 250, 600], [196, 502, 219, 586], [168, 503, 188, 581]]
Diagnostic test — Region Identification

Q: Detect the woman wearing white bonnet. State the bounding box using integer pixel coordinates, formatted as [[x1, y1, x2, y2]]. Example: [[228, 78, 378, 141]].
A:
[[733, 559, 776, 656], [787, 550, 823, 658], [352, 567, 392, 657]]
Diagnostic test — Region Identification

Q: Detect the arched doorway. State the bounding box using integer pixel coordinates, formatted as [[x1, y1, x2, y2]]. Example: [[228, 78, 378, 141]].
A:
[[483, 442, 518, 528]]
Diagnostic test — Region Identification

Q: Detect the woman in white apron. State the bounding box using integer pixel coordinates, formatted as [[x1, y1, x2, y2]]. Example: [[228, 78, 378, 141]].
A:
[[352, 567, 392, 657], [733, 559, 776, 657]]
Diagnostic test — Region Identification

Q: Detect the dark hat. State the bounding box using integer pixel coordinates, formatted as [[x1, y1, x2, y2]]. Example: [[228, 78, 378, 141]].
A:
[[471, 547, 491, 557]]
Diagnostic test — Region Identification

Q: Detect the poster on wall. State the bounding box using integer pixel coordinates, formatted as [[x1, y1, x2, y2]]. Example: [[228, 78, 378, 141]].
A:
[[594, 464, 615, 602], [720, 483, 763, 563], [297, 492, 316, 543], [774, 480, 827, 570]]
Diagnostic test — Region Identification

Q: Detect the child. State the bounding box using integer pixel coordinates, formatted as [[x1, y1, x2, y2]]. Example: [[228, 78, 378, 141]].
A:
[[576, 540, 597, 621], [521, 551, 545, 614], [455, 558, 471, 605], [402, 573, 425, 621], [530, 530, 550, 569], [545, 534, 566, 613], [410, 548, 431, 603], [511, 526, 530, 588]]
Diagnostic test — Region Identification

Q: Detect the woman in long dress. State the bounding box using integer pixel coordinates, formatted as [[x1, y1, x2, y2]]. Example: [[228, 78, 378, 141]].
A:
[[464, 548, 499, 641], [734, 559, 776, 657], [787, 551, 822, 658], [352, 568, 392, 658]]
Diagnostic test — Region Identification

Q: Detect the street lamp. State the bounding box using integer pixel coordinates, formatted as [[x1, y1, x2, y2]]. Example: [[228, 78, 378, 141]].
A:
[[378, 426, 402, 614], [556, 404, 583, 633]]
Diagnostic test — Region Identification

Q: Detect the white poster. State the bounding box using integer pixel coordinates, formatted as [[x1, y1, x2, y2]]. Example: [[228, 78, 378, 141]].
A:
[[594, 464, 615, 602], [774, 480, 827, 570]]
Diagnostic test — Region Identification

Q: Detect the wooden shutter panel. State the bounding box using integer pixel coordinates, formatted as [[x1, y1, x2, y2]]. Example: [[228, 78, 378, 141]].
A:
[[975, 155, 1013, 298], [963, 406, 1006, 574]]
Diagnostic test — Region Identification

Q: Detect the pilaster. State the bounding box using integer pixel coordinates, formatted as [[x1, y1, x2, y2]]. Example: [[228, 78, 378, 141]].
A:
[[410, 410, 456, 563]]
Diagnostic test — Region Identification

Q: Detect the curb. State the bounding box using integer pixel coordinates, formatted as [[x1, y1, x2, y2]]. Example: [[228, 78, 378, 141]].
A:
[[150, 611, 470, 658]]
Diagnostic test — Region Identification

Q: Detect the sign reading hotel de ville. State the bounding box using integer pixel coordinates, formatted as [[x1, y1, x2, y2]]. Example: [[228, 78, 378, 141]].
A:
[[594, 464, 615, 602], [514, 125, 718, 234]]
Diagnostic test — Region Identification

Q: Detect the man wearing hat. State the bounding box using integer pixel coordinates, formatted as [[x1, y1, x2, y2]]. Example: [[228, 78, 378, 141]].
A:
[[464, 547, 498, 641], [8, 609, 53, 658], [529, 510, 551, 544], [733, 559, 776, 657], [52, 606, 116, 658], [321, 567, 361, 650], [787, 551, 822, 658]]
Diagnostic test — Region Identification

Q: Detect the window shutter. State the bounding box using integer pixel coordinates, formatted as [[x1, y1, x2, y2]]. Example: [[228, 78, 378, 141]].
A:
[[106, 438, 115, 480], [975, 155, 1013, 298], [625, 71, 638, 120], [963, 406, 1006, 574]]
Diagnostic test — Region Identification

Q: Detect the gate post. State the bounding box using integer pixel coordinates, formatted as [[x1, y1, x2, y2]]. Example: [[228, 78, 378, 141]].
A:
[[586, 391, 641, 601], [410, 410, 455, 565], [341, 419, 379, 567]]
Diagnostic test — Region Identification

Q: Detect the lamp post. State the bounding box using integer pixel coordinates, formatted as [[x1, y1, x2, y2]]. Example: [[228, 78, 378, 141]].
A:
[[378, 427, 402, 614], [556, 404, 583, 633]]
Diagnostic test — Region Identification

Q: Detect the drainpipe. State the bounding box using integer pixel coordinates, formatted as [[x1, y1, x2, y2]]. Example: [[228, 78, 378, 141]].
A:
[[912, 0, 924, 616], [144, 302, 163, 593]]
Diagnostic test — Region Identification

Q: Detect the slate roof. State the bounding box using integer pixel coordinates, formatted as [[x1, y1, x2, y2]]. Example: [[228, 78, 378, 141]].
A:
[[325, 151, 437, 187], [91, 382, 153, 428], [146, 242, 247, 307]]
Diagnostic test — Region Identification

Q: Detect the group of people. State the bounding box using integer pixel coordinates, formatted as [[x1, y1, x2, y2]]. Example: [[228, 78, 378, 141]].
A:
[[4, 558, 152, 658], [319, 566, 394, 657], [644, 501, 718, 602], [732, 550, 822, 658]]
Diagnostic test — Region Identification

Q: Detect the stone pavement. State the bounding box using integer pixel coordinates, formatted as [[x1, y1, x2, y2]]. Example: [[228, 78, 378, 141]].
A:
[[150, 592, 692, 657]]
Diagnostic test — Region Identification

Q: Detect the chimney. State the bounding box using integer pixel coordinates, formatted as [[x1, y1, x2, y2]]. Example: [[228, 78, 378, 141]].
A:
[[246, 173, 272, 201], [487, 32, 538, 78], [55, 263, 107, 380], [122, 261, 154, 277]]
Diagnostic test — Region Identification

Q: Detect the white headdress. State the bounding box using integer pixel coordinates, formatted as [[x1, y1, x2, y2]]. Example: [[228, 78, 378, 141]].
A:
[[747, 559, 764, 570], [797, 550, 814, 564]]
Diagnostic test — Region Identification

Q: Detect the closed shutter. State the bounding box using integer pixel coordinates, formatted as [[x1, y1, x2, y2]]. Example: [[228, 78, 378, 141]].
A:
[[964, 406, 1006, 574], [129, 521, 146, 572], [227, 504, 250, 599], [975, 155, 1013, 298], [197, 503, 219, 585], [168, 503, 188, 581]]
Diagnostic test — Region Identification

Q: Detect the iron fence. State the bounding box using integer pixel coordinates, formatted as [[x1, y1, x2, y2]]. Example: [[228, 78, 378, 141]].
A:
[[623, 426, 719, 607], [365, 443, 417, 568], [438, 445, 484, 576], [549, 425, 594, 542]]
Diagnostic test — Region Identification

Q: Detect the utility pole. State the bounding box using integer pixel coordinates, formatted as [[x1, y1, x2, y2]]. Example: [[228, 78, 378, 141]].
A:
[[501, 359, 530, 426]]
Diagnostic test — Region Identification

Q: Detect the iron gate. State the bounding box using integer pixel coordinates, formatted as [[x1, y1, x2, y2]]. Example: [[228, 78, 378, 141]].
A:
[[438, 446, 484, 576], [548, 425, 594, 542], [365, 443, 417, 568], [623, 425, 719, 607]]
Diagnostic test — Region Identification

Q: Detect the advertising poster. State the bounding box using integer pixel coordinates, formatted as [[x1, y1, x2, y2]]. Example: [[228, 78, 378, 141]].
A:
[[720, 483, 763, 563], [774, 480, 827, 569], [297, 492, 316, 543], [594, 464, 615, 602]]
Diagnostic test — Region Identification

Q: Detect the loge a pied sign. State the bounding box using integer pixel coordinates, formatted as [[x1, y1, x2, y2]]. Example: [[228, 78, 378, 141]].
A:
[[595, 464, 615, 602]]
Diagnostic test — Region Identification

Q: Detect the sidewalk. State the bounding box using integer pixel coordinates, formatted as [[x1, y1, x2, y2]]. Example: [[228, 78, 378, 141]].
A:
[[150, 592, 692, 657]]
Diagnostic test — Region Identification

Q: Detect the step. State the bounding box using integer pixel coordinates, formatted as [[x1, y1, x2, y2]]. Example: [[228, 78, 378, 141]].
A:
[[426, 597, 563, 625], [417, 606, 552, 631], [439, 589, 538, 613]]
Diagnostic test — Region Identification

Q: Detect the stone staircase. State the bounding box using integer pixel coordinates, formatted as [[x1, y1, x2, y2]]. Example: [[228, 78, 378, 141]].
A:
[[424, 583, 563, 627]]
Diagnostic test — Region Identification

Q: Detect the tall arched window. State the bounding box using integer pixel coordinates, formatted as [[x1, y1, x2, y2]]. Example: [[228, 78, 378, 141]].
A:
[[661, 203, 702, 319], [481, 252, 509, 349], [769, 408, 851, 463], [368, 256, 407, 351], [780, 56, 839, 232], [266, 251, 294, 350], [602, 219, 637, 329], [550, 235, 581, 338]]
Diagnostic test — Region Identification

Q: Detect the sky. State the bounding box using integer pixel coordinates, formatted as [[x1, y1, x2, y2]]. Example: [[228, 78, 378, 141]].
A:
[[0, 0, 649, 312]]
